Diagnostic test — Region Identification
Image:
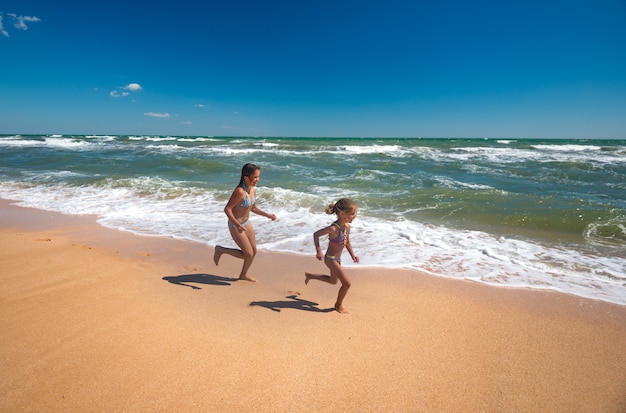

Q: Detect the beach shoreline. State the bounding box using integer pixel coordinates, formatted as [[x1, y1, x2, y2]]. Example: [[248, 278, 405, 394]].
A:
[[2, 135, 625, 306], [1, 199, 625, 412]]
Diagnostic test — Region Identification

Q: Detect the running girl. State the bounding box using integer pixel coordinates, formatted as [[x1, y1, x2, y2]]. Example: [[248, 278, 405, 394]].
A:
[[305, 198, 359, 313], [214, 163, 276, 281]]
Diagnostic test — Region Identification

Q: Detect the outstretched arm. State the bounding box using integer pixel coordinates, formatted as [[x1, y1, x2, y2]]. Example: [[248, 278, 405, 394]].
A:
[[250, 189, 276, 220], [251, 204, 276, 220]]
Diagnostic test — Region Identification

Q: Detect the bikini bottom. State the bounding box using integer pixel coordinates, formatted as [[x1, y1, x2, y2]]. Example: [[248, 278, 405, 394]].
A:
[[324, 254, 341, 264], [228, 219, 249, 229]]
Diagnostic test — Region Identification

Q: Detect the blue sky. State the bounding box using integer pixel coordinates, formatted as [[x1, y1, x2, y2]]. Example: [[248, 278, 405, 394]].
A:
[[1, 1, 625, 138]]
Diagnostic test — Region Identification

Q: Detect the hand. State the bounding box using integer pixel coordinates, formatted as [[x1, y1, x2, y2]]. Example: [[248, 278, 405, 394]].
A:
[[352, 256, 360, 264], [316, 251, 324, 261], [268, 213, 277, 221]]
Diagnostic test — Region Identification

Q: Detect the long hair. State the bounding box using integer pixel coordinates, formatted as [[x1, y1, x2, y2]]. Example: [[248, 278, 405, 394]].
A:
[[238, 163, 260, 187]]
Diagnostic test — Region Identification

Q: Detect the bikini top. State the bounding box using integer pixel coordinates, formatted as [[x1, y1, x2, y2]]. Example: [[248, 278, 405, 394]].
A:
[[329, 222, 349, 245], [239, 183, 255, 208]]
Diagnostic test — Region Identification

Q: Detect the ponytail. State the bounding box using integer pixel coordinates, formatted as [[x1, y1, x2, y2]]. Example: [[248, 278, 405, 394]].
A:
[[325, 198, 356, 215]]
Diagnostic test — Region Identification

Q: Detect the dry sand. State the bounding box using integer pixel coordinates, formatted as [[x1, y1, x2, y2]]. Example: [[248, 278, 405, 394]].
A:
[[1, 200, 625, 412]]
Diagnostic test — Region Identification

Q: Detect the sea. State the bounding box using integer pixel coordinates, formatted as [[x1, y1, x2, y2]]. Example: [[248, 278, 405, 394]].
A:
[[1, 135, 625, 305]]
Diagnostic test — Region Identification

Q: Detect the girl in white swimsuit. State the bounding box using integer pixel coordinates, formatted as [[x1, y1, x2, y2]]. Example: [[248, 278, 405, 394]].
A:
[[214, 163, 276, 282]]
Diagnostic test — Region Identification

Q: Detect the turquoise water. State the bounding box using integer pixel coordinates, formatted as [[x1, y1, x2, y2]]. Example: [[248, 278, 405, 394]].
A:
[[1, 135, 625, 304]]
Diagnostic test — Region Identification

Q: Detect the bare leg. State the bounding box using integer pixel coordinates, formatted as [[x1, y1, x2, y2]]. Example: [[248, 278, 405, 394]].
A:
[[228, 224, 258, 281], [214, 246, 221, 265], [305, 272, 334, 285], [334, 281, 351, 314], [328, 261, 351, 313], [214, 245, 243, 265], [305, 260, 351, 314]]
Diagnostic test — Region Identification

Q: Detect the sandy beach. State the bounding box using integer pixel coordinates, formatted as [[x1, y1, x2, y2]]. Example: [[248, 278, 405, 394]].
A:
[[1, 200, 625, 412]]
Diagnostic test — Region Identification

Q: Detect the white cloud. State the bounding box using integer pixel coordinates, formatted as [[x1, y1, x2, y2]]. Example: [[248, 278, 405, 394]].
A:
[[9, 14, 41, 30], [0, 16, 7, 37], [195, 104, 205, 108], [110, 83, 142, 98], [125, 83, 142, 91], [110, 91, 129, 98], [1, 13, 41, 37], [144, 112, 170, 119]]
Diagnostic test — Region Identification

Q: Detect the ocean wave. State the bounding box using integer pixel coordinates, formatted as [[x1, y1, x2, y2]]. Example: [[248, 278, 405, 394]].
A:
[[427, 145, 625, 166], [84, 135, 118, 140], [0, 136, 43, 147], [0, 136, 100, 151], [338, 144, 410, 156], [531, 144, 603, 151], [584, 214, 626, 246]]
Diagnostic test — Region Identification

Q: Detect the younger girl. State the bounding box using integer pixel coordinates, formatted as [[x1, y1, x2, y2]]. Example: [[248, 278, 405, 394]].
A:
[[305, 199, 359, 313]]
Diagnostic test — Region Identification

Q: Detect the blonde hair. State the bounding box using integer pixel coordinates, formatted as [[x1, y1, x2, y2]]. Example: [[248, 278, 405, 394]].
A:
[[325, 198, 357, 215]]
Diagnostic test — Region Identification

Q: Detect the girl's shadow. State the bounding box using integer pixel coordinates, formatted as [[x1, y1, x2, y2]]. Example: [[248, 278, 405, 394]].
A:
[[162, 273, 238, 289], [250, 294, 335, 313]]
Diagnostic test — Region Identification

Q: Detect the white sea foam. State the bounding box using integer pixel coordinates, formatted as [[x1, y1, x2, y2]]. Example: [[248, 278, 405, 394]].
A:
[[43, 137, 95, 149], [84, 135, 118, 140], [338, 144, 409, 156], [144, 144, 185, 152], [418, 145, 626, 166], [531, 144, 602, 152], [0, 136, 99, 150], [142, 142, 411, 159], [145, 136, 179, 142], [178, 137, 216, 142], [0, 137, 42, 147]]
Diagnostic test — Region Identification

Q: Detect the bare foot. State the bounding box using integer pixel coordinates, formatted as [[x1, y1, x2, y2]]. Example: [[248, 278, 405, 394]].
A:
[[239, 275, 257, 282], [335, 304, 349, 314], [213, 246, 222, 266], [304, 272, 312, 285]]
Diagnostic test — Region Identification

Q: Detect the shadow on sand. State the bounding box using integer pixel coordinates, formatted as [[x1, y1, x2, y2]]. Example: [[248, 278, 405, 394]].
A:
[[162, 273, 238, 289], [250, 294, 335, 313]]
